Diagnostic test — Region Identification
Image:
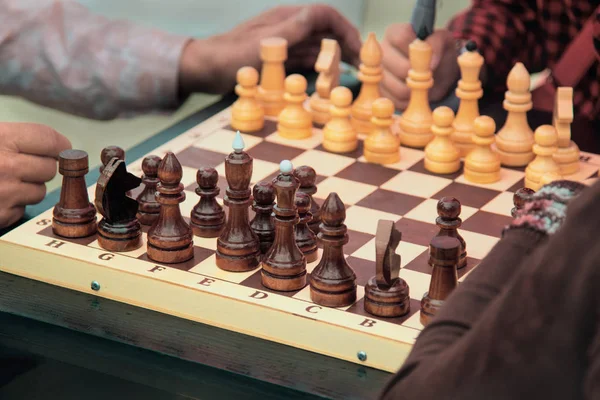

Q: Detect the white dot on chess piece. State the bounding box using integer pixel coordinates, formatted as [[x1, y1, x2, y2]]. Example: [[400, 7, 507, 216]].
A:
[[280, 160, 293, 174]]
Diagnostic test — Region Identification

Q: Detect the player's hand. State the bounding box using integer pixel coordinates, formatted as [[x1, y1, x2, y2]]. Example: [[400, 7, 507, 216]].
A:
[[380, 24, 459, 110], [0, 123, 71, 228], [179, 4, 362, 95]]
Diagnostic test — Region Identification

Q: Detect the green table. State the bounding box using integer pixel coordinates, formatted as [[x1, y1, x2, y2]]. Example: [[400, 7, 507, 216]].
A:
[[0, 87, 395, 399]]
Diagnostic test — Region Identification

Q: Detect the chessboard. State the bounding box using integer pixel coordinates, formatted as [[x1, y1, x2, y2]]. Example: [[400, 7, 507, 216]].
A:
[[1, 103, 599, 373]]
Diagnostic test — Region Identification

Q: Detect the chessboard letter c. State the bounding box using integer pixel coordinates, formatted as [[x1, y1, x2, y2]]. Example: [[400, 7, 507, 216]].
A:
[[98, 253, 115, 261]]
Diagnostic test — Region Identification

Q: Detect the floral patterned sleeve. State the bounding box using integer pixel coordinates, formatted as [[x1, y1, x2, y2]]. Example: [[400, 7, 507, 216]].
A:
[[0, 0, 192, 120]]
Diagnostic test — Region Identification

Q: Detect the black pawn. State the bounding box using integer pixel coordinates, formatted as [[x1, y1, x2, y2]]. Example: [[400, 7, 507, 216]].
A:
[[294, 165, 321, 234], [511, 187, 535, 217], [190, 167, 225, 238], [250, 181, 276, 255], [295, 192, 318, 263], [435, 197, 467, 269], [136, 155, 162, 226], [100, 146, 125, 173]]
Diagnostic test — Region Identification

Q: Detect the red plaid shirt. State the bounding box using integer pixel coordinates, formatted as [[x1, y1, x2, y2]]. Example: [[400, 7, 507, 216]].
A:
[[448, 0, 600, 121]]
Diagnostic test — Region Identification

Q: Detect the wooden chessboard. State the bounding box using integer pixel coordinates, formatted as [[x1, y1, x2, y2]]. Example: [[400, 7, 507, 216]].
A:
[[1, 106, 599, 373]]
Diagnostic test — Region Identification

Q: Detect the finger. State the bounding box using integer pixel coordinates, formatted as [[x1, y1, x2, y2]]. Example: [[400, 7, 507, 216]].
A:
[[0, 122, 71, 158], [287, 44, 322, 70], [426, 30, 454, 70], [14, 182, 47, 206], [381, 39, 411, 82], [382, 69, 411, 103], [380, 86, 408, 111], [383, 23, 416, 56], [0, 206, 25, 229], [5, 153, 58, 184]]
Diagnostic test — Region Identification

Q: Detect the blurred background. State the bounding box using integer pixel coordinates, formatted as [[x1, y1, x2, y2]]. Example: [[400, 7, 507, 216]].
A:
[[0, 0, 470, 192]]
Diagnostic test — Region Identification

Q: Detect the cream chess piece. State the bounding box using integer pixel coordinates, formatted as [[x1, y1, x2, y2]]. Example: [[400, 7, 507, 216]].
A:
[[552, 87, 579, 175], [525, 125, 562, 191], [231, 66, 264, 133], [322, 86, 358, 153], [257, 37, 287, 117], [364, 98, 400, 164], [309, 39, 341, 126], [495, 62, 535, 167], [451, 41, 484, 157], [424, 106, 461, 174], [464, 116, 501, 183], [351, 33, 383, 134], [277, 74, 312, 140]]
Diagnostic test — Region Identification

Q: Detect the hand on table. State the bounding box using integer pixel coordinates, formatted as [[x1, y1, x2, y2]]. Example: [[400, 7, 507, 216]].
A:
[[0, 123, 71, 228], [380, 23, 460, 110], [178, 4, 362, 95]]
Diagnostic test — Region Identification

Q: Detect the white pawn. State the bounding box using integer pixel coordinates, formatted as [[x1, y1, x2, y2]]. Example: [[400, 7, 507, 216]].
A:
[[277, 74, 312, 140], [322, 86, 357, 153], [464, 116, 501, 183], [231, 66, 264, 133], [424, 106, 461, 174], [525, 125, 562, 191]]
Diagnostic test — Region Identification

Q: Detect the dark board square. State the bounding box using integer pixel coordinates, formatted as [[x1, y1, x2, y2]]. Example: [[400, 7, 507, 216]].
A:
[[345, 256, 375, 287], [315, 140, 364, 159], [137, 245, 213, 272], [223, 119, 278, 138], [356, 189, 424, 216], [394, 218, 438, 247], [343, 230, 375, 254], [408, 159, 464, 180], [431, 182, 501, 209], [37, 225, 98, 246], [247, 141, 305, 164], [403, 250, 479, 280], [176, 147, 226, 169], [239, 269, 304, 297], [346, 297, 420, 327], [460, 210, 513, 238], [335, 161, 399, 187], [507, 178, 526, 193]]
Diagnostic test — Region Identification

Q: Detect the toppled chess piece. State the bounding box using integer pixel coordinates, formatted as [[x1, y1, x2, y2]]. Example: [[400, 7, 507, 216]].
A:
[[364, 220, 410, 317]]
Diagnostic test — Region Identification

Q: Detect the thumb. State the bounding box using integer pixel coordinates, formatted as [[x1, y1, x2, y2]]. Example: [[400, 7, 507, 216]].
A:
[[426, 30, 454, 70]]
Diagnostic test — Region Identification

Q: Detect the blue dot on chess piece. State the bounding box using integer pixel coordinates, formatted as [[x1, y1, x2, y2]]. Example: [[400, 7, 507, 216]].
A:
[[232, 131, 245, 153], [280, 160, 293, 174]]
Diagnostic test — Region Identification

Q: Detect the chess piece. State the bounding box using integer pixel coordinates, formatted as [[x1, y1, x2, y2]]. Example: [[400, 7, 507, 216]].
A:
[[540, 171, 563, 186], [295, 192, 318, 263], [261, 160, 307, 291], [100, 146, 125, 173], [495, 62, 535, 167], [451, 40, 484, 157], [464, 115, 501, 183], [364, 220, 410, 317], [351, 32, 383, 134], [435, 197, 467, 269], [424, 106, 461, 174], [136, 155, 162, 225], [257, 37, 287, 116], [277, 74, 312, 140], [511, 187, 535, 217], [190, 166, 225, 238], [249, 181, 276, 255], [309, 39, 341, 126], [525, 125, 562, 191], [420, 236, 461, 326], [397, 26, 434, 148], [216, 132, 261, 271], [322, 86, 358, 153], [146, 152, 194, 263], [294, 165, 321, 234], [310, 192, 357, 307], [52, 150, 97, 238], [552, 87, 579, 175], [364, 97, 401, 164], [95, 157, 142, 252], [231, 66, 264, 133]]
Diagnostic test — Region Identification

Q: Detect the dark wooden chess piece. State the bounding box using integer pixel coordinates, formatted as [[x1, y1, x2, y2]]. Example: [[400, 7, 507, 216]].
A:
[[146, 152, 194, 263], [511, 187, 535, 217], [95, 157, 142, 251], [364, 220, 410, 317], [190, 166, 225, 238], [249, 181, 276, 255], [435, 197, 467, 269], [216, 132, 261, 272], [136, 155, 162, 225], [261, 160, 307, 291], [420, 235, 461, 326], [100, 146, 125, 173], [295, 192, 318, 263], [294, 165, 321, 234], [309, 192, 357, 307], [52, 149, 97, 238]]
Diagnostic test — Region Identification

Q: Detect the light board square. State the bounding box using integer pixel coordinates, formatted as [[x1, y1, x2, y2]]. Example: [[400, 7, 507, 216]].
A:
[[291, 150, 356, 176], [313, 177, 378, 205], [358, 146, 424, 171], [381, 170, 453, 198], [265, 129, 324, 150], [402, 198, 479, 224], [454, 168, 525, 191], [459, 230, 499, 259], [344, 206, 402, 235], [481, 191, 515, 217], [193, 129, 262, 154]]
